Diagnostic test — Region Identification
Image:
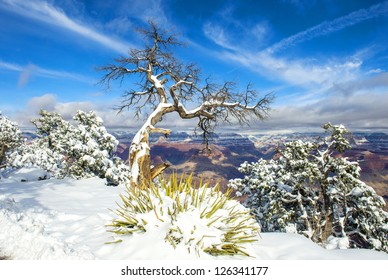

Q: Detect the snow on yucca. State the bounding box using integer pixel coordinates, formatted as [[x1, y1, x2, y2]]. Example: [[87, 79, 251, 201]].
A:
[[108, 174, 260, 257]]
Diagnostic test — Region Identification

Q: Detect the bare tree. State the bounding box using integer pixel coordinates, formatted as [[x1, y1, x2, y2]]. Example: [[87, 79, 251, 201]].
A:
[[100, 22, 273, 188]]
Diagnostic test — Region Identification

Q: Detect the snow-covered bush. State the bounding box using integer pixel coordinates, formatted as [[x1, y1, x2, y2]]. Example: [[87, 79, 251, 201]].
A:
[[230, 123, 388, 253], [0, 113, 23, 167], [65, 110, 118, 179], [9, 110, 130, 185], [108, 174, 260, 257], [9, 110, 72, 177], [105, 157, 132, 186], [9, 139, 65, 177]]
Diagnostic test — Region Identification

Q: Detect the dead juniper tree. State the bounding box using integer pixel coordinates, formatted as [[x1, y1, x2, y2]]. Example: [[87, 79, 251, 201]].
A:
[[100, 22, 273, 188]]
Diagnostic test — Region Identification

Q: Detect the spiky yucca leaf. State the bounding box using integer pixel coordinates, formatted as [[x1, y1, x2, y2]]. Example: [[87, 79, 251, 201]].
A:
[[108, 174, 260, 257]]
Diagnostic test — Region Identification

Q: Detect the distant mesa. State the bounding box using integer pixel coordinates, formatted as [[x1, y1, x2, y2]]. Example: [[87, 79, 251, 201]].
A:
[[21, 129, 388, 210]]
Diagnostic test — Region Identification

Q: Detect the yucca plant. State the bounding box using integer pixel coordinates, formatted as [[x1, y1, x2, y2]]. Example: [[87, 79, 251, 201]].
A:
[[107, 174, 260, 257]]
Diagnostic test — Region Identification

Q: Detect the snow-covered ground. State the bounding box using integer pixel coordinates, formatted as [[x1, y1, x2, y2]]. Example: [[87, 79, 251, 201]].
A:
[[0, 167, 387, 260]]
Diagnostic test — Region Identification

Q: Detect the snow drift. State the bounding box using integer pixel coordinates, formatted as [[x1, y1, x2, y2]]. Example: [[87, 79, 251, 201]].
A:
[[0, 167, 387, 260]]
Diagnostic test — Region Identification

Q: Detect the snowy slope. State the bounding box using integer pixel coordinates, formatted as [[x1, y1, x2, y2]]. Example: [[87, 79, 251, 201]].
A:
[[0, 167, 387, 260]]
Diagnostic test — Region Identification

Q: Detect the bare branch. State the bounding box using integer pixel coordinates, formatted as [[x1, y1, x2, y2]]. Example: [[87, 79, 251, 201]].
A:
[[149, 125, 172, 137]]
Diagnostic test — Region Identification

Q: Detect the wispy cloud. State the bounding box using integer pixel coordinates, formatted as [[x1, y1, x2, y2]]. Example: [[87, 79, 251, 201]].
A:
[[0, 0, 132, 53], [105, 17, 133, 35], [199, 3, 388, 130], [203, 5, 270, 52], [120, 0, 168, 25], [267, 1, 388, 53], [213, 45, 387, 130], [17, 63, 36, 88], [0, 60, 95, 84], [201, 3, 371, 94], [258, 91, 388, 131], [203, 23, 238, 51], [209, 42, 362, 96], [0, 60, 22, 71]]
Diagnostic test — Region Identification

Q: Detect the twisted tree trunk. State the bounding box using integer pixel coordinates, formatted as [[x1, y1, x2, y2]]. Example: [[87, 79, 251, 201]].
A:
[[129, 103, 172, 188], [129, 128, 152, 188]]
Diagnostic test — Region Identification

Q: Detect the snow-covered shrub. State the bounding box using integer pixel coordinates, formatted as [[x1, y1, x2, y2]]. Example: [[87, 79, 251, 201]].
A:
[[108, 174, 260, 257], [230, 123, 388, 253], [64, 110, 119, 179], [9, 110, 130, 184], [232, 157, 320, 235], [0, 113, 23, 167], [8, 110, 73, 177], [105, 157, 131, 186], [8, 139, 65, 177]]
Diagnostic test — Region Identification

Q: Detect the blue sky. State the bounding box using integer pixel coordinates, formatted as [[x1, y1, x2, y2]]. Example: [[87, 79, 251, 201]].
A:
[[0, 0, 388, 133]]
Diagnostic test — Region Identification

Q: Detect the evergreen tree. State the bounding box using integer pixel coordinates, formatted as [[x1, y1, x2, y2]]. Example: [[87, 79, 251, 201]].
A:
[[230, 123, 388, 252], [65, 110, 119, 179], [9, 110, 130, 185], [0, 113, 23, 168]]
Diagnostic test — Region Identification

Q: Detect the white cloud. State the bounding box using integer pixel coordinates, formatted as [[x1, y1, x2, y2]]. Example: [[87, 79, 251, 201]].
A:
[[105, 17, 132, 35], [254, 91, 388, 131], [203, 23, 237, 51], [128, 0, 168, 25], [251, 23, 269, 42], [26, 94, 57, 112], [95, 0, 168, 27], [10, 85, 388, 134], [0, 0, 132, 53], [267, 1, 388, 54], [220, 48, 388, 129], [201, 7, 372, 100], [331, 71, 388, 96], [199, 4, 388, 131], [13, 94, 143, 129], [201, 9, 363, 92], [368, 68, 384, 74], [34, 65, 95, 83], [0, 60, 95, 84], [12, 94, 208, 133], [17, 63, 36, 88], [219, 49, 362, 93], [203, 11, 270, 52], [0, 60, 22, 71]]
